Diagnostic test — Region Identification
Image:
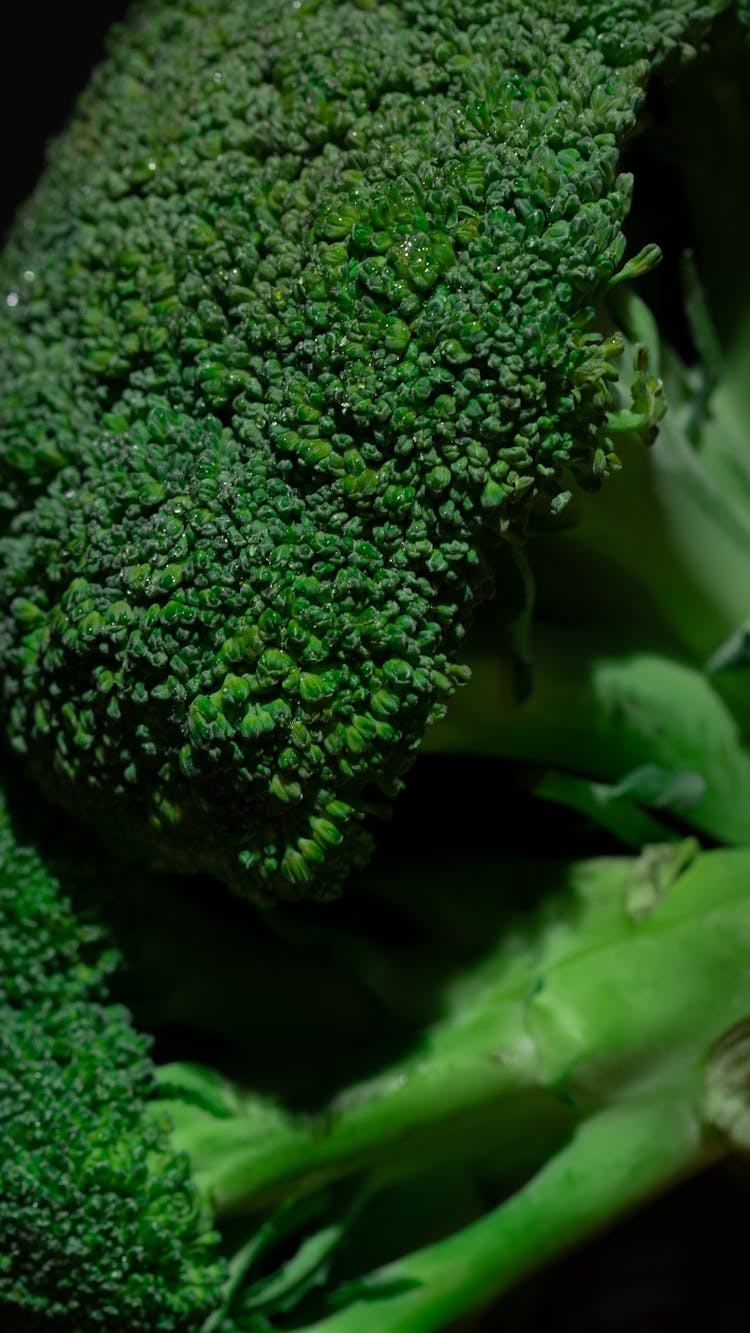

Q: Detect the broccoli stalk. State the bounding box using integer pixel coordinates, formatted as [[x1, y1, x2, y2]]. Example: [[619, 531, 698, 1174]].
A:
[[3, 2, 750, 1327], [294, 1098, 707, 1333], [427, 622, 750, 846], [148, 841, 750, 1330]]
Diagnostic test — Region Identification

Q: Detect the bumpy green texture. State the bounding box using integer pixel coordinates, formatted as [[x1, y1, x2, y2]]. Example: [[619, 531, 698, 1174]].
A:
[[0, 0, 732, 898], [0, 802, 223, 1331]]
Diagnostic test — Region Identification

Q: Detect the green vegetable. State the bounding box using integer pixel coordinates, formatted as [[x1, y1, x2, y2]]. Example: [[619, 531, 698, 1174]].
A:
[[2, 1, 750, 1330], [3, 795, 750, 1332], [0, 798, 224, 1332], [0, 0, 718, 901]]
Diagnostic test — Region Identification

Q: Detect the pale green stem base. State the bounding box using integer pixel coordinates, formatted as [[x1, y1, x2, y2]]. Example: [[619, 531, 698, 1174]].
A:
[[303, 1095, 714, 1333]]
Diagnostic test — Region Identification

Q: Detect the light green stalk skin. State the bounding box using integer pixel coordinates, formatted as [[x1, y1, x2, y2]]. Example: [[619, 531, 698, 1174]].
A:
[[300, 1097, 708, 1333], [427, 625, 750, 844], [162, 843, 750, 1331]]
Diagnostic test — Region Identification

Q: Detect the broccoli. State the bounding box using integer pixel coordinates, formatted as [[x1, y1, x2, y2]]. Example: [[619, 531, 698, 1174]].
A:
[[0, 795, 224, 1332], [0, 0, 727, 901], [4, 1, 750, 1328], [4, 785, 750, 1333]]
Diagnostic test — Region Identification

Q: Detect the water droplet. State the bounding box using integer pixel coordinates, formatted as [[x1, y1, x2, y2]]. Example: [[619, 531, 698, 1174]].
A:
[[5, 292, 18, 307]]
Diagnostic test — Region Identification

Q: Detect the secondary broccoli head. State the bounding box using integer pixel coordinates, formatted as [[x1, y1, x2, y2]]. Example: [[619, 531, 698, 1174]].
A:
[[0, 802, 224, 1331], [0, 0, 727, 899]]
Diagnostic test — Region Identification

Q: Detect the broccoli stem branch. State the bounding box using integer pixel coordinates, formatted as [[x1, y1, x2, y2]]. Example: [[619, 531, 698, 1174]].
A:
[[165, 983, 554, 1217], [425, 620, 750, 845], [298, 1095, 714, 1333], [167, 846, 750, 1234]]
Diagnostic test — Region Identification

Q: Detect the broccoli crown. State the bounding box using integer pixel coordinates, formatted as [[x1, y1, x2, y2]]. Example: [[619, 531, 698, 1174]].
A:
[[0, 0, 731, 898], [0, 801, 224, 1331]]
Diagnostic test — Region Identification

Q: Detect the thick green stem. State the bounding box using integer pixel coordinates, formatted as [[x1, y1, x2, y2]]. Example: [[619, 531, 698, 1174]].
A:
[[425, 622, 750, 845], [299, 1095, 714, 1333], [168, 848, 750, 1222], [165, 975, 551, 1216]]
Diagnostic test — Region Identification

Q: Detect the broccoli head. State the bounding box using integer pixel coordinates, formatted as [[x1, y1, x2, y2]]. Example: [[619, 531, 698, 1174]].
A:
[[0, 799, 224, 1331], [0, 0, 731, 898]]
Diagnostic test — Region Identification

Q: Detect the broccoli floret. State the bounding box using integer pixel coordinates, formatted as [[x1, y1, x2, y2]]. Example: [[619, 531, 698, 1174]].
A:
[[0, 798, 224, 1331], [427, 18, 750, 848], [0, 0, 729, 901]]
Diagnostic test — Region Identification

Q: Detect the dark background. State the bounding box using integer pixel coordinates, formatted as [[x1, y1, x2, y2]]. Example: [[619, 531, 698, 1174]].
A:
[[0, 3, 746, 1329], [0, 5, 130, 239]]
